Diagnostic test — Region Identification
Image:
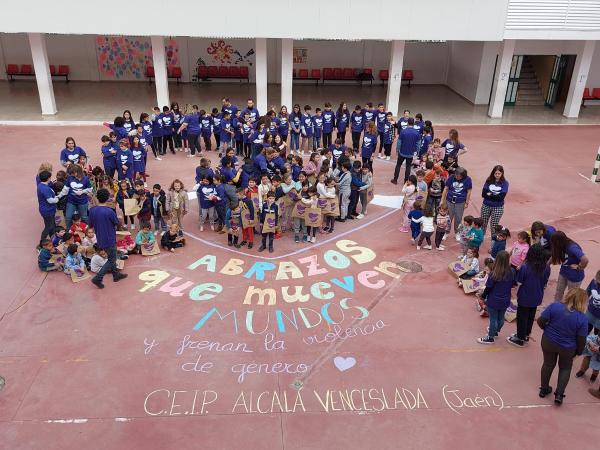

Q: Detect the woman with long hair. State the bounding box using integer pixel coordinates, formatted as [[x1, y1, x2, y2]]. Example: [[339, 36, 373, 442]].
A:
[[550, 231, 589, 301], [478, 250, 514, 344], [508, 244, 551, 347], [537, 288, 588, 405], [480, 165, 509, 238]]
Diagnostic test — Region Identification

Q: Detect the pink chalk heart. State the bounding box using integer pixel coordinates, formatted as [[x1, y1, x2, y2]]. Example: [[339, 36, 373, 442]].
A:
[[267, 218, 276, 228], [334, 356, 356, 372], [308, 213, 318, 222], [317, 198, 327, 208], [297, 205, 306, 214]]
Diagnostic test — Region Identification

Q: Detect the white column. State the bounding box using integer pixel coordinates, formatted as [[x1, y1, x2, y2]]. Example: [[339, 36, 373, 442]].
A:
[[488, 39, 515, 118], [255, 38, 268, 114], [280, 38, 293, 110], [563, 40, 596, 118], [151, 36, 170, 107], [385, 40, 405, 117], [28, 33, 57, 115]]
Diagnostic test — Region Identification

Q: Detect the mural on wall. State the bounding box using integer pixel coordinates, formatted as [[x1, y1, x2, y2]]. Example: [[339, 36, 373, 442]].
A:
[[193, 40, 254, 81], [96, 36, 179, 79], [293, 48, 308, 64]]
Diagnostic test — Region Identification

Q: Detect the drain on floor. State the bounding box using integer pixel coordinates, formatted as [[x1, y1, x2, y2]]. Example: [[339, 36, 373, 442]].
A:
[[396, 260, 423, 273], [0, 376, 5, 392]]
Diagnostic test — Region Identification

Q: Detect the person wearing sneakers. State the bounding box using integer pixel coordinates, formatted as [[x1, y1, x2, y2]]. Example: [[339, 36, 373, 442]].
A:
[[508, 244, 551, 348], [537, 288, 588, 405], [477, 251, 513, 345], [413, 204, 435, 250], [380, 112, 395, 161], [89, 188, 128, 289], [391, 117, 420, 185]]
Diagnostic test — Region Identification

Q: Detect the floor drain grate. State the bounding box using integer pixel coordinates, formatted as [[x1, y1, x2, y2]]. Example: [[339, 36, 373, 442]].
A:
[[397, 260, 423, 273]]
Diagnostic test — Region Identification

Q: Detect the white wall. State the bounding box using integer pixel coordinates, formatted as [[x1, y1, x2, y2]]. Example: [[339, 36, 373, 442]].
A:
[[0, 0, 509, 42], [446, 41, 484, 103], [587, 44, 600, 89]]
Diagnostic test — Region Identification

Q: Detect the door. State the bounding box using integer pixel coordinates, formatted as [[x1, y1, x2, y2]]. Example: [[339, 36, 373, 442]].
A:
[[504, 55, 523, 106], [545, 55, 568, 108]]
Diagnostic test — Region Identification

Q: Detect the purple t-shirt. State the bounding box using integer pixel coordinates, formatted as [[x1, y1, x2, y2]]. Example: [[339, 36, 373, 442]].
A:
[[88, 205, 119, 248], [559, 242, 585, 282], [445, 175, 472, 204], [540, 302, 588, 349]]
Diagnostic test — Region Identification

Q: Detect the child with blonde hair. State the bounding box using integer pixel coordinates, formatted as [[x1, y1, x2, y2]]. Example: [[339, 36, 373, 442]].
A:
[[166, 179, 188, 233], [399, 175, 418, 233]]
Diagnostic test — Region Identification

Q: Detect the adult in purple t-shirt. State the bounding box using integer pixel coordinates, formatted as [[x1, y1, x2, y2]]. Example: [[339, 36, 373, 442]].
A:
[[88, 189, 128, 289], [550, 231, 589, 301], [537, 288, 588, 405]]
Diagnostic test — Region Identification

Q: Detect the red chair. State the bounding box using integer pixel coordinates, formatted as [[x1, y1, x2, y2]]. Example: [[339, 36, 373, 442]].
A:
[[333, 68, 343, 80], [363, 68, 372, 76], [145, 65, 155, 84], [323, 68, 334, 81], [298, 69, 308, 79], [229, 66, 240, 78], [58, 65, 70, 82], [197, 66, 208, 78], [6, 64, 19, 81], [218, 66, 228, 78], [292, 68, 297, 78], [207, 66, 218, 77], [20, 64, 33, 75], [239, 66, 249, 80], [379, 69, 389, 84], [581, 87, 594, 106], [402, 69, 414, 87], [169, 66, 182, 84], [342, 68, 355, 80], [49, 65, 56, 75], [592, 88, 600, 99]]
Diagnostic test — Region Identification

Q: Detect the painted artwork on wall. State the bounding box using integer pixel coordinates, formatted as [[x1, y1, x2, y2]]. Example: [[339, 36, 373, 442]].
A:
[[293, 48, 308, 64], [96, 36, 179, 79], [193, 39, 255, 81]]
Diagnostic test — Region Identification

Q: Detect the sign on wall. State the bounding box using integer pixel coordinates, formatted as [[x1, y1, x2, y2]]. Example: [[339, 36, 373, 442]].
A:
[[293, 47, 308, 64]]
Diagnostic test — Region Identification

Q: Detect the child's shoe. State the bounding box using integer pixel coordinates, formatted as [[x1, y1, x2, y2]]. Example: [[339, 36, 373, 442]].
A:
[[130, 224, 136, 230], [477, 336, 494, 345], [210, 224, 215, 231], [200, 226, 204, 232], [234, 243, 241, 249], [437, 245, 445, 251], [294, 235, 300, 243], [424, 245, 432, 250], [247, 242, 253, 249], [303, 235, 308, 242], [268, 246, 274, 253], [275, 232, 282, 239], [356, 213, 364, 219], [240, 240, 247, 247], [399, 226, 409, 233], [416, 245, 421, 250], [228, 241, 233, 247], [258, 245, 266, 252], [311, 237, 316, 243]]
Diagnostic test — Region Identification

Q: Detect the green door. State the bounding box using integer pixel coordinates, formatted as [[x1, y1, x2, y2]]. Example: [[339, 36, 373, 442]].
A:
[[504, 55, 523, 106], [545, 55, 567, 108]]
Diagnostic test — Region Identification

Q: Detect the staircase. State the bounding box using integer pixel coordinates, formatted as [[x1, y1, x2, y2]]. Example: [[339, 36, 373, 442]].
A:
[[516, 57, 545, 106]]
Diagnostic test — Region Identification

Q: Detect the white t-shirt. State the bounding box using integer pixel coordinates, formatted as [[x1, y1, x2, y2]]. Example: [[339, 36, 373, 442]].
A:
[[90, 254, 107, 273], [412, 215, 435, 233]]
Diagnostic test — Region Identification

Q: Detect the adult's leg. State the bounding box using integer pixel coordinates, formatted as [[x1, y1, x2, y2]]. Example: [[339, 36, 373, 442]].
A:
[[384, 143, 392, 157], [214, 133, 221, 150], [403, 157, 413, 183], [556, 346, 576, 395], [65, 202, 76, 230], [516, 305, 528, 341], [447, 202, 457, 233], [554, 274, 568, 302], [487, 307, 500, 337], [41, 215, 56, 242], [540, 335, 559, 390], [392, 155, 406, 182], [525, 306, 538, 338], [77, 203, 89, 223], [480, 204, 492, 236], [449, 202, 465, 233], [489, 206, 504, 238]]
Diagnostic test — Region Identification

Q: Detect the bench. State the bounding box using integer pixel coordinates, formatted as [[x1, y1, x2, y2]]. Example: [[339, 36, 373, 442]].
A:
[[50, 65, 70, 82], [379, 69, 414, 87], [322, 67, 373, 85], [196, 65, 249, 83], [293, 69, 321, 86], [582, 87, 600, 106], [6, 64, 34, 81], [146, 66, 183, 85]]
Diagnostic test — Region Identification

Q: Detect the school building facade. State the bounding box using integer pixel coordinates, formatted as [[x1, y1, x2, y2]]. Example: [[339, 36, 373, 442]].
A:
[[1, 0, 600, 120]]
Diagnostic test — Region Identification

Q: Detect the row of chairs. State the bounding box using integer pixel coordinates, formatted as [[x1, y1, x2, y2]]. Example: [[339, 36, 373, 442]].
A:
[[6, 64, 70, 82], [293, 68, 414, 86], [146, 65, 250, 84], [582, 88, 600, 106]]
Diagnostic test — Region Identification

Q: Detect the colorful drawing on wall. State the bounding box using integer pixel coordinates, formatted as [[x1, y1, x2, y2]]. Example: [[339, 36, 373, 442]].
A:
[[206, 40, 254, 66], [293, 48, 308, 64], [96, 36, 179, 79]]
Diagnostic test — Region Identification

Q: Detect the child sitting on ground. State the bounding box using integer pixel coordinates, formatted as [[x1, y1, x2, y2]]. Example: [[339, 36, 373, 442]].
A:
[[576, 334, 600, 383], [459, 247, 480, 280], [38, 238, 61, 272], [461, 256, 494, 293], [90, 245, 108, 273], [69, 213, 88, 243], [161, 223, 186, 252], [64, 243, 86, 275], [490, 225, 510, 259], [135, 221, 156, 253], [52, 226, 66, 248]]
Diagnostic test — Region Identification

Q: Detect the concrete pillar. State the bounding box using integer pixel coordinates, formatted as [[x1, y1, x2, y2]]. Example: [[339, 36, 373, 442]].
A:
[[255, 38, 268, 115], [28, 33, 57, 115], [488, 39, 515, 118], [281, 38, 293, 110], [563, 40, 596, 118], [385, 40, 405, 117], [150, 36, 170, 108]]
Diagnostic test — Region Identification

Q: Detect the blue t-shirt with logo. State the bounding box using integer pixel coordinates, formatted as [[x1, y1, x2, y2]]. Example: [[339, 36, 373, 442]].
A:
[[541, 302, 588, 349], [445, 175, 472, 204], [559, 242, 585, 282], [37, 183, 57, 217]]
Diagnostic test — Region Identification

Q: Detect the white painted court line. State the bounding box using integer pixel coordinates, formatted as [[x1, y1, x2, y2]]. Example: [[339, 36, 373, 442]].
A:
[[183, 207, 399, 261]]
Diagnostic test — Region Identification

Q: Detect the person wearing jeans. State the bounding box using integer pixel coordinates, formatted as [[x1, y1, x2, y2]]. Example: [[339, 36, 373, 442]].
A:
[[508, 244, 551, 347], [440, 167, 472, 234], [89, 188, 128, 289], [64, 165, 92, 230], [478, 251, 513, 345], [37, 170, 68, 243], [537, 288, 588, 405], [549, 231, 589, 302], [391, 117, 420, 185]]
